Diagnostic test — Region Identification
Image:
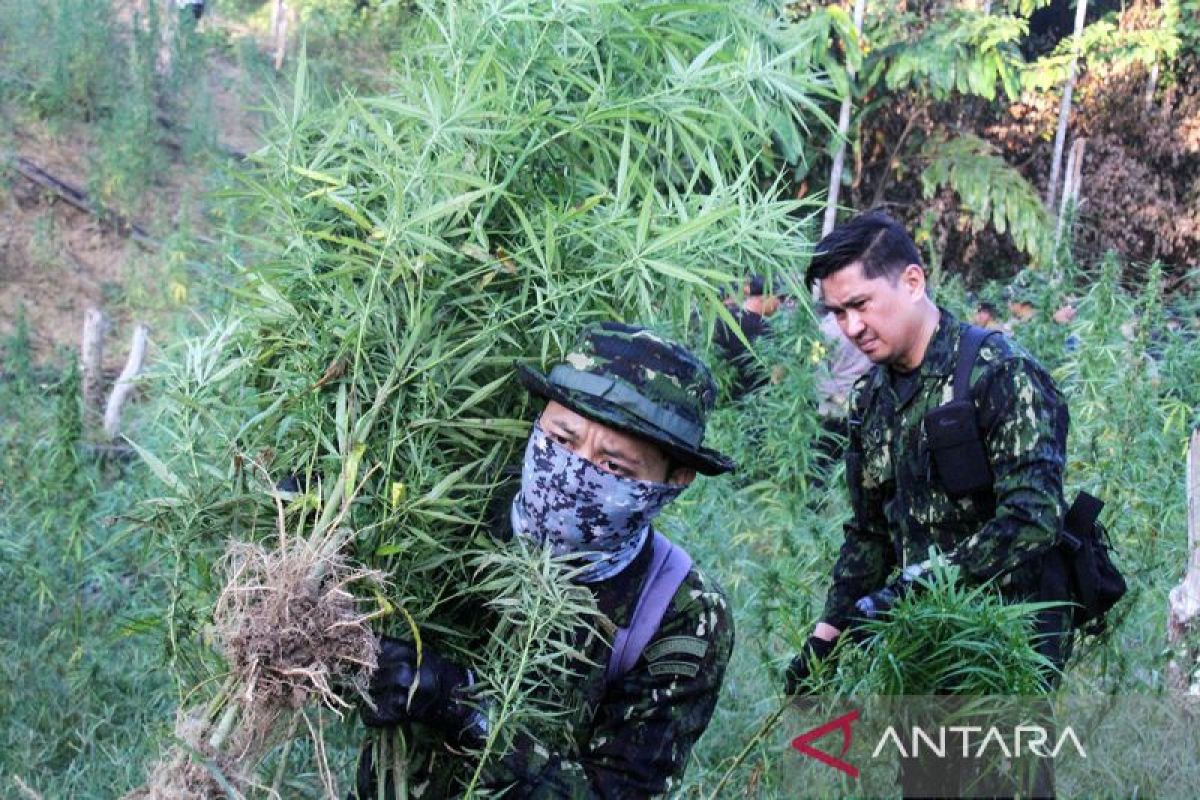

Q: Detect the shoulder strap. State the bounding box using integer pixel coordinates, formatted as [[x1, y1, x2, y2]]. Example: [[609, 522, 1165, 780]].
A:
[[953, 325, 998, 401], [605, 531, 693, 688]]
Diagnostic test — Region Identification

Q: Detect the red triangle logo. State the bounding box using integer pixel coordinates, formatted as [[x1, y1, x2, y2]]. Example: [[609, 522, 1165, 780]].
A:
[[791, 709, 860, 778]]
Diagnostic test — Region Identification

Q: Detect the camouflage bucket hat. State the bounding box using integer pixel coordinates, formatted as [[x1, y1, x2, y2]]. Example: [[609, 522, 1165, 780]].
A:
[[515, 322, 735, 476]]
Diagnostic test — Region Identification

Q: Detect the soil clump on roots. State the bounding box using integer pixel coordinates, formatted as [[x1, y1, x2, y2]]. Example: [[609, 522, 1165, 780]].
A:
[[125, 528, 383, 798]]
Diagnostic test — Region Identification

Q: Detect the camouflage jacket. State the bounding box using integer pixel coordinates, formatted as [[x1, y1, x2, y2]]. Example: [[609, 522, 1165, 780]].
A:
[[483, 528, 734, 798], [821, 308, 1069, 630], [365, 482, 735, 799]]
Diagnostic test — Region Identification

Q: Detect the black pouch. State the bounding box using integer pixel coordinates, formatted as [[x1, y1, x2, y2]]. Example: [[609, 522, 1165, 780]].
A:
[[925, 399, 993, 498], [1059, 491, 1126, 634]]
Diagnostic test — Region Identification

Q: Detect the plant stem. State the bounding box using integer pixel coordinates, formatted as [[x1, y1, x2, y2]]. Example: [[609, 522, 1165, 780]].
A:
[[209, 703, 239, 751], [270, 714, 301, 797], [704, 701, 790, 800]]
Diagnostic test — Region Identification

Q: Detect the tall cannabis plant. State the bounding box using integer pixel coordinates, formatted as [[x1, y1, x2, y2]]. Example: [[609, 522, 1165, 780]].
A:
[[132, 1, 831, 793]]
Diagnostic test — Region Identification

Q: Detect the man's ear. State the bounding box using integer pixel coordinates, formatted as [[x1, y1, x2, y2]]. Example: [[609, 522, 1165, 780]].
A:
[[667, 466, 697, 487], [901, 263, 927, 299]]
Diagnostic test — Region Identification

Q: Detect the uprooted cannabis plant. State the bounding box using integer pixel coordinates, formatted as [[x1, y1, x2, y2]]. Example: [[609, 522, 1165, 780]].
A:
[[128, 1, 832, 794]]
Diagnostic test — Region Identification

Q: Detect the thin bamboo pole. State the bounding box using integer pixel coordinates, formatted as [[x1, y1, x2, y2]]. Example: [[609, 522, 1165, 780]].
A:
[[1045, 0, 1089, 209], [822, 0, 868, 237]]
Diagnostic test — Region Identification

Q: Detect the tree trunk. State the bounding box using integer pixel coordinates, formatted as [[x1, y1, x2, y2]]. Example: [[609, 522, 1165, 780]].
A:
[[822, 0, 868, 238], [1045, 0, 1088, 209]]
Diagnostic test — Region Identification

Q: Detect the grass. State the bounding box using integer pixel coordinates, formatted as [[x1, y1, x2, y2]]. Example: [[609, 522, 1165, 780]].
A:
[[0, 351, 173, 797]]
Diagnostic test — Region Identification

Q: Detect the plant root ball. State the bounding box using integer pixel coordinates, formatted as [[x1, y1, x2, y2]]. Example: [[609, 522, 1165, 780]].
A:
[[215, 538, 384, 721]]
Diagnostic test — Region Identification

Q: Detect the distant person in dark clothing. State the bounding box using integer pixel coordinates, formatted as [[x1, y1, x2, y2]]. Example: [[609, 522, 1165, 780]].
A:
[[712, 275, 786, 400], [176, 0, 205, 21]]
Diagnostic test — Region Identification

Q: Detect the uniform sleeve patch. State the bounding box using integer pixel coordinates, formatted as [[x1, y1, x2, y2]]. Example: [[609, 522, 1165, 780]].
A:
[[647, 660, 700, 679], [645, 635, 708, 663]]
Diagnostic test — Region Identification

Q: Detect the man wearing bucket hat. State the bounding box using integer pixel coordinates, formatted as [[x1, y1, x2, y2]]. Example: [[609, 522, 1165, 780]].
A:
[[354, 322, 736, 798]]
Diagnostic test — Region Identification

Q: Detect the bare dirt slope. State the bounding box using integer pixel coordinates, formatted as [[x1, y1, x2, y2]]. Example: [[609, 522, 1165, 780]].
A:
[[1, 37, 268, 371]]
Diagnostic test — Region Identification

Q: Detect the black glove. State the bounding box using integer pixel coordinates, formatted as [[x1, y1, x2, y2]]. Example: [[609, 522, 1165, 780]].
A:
[[784, 635, 836, 695], [854, 564, 925, 620], [362, 636, 486, 745]]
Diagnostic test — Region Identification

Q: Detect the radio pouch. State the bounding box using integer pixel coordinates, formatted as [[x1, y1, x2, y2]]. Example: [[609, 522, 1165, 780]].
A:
[[924, 326, 997, 499]]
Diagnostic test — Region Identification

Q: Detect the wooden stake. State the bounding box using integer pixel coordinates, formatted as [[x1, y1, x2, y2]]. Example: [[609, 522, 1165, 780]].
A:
[[81, 308, 107, 428], [1067, 137, 1086, 206], [1055, 137, 1087, 247], [1167, 428, 1200, 700], [1145, 61, 1160, 109], [103, 324, 150, 440]]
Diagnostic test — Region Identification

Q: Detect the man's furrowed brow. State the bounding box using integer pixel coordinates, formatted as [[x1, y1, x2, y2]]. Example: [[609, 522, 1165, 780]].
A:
[[547, 417, 580, 437], [823, 294, 868, 313], [599, 444, 643, 468]]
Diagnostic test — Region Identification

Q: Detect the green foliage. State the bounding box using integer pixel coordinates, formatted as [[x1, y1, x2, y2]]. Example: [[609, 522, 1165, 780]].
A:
[[0, 0, 118, 120], [995, 0, 1054, 16], [1022, 9, 1182, 93], [826, 562, 1057, 696], [876, 10, 1027, 102], [0, 358, 176, 799], [920, 133, 1052, 264], [2, 305, 34, 387], [0, 0, 213, 208], [712, 306, 829, 496], [1176, 0, 1200, 62], [824, 4, 1045, 266]]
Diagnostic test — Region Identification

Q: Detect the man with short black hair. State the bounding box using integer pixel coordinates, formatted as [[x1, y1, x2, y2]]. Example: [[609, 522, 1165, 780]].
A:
[[785, 211, 1072, 792]]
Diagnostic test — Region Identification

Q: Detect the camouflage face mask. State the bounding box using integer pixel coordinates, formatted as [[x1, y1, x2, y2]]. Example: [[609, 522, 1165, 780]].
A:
[[510, 425, 684, 583]]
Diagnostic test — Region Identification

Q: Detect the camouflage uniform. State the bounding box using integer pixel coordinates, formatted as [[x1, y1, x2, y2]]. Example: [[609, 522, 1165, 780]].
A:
[[482, 505, 735, 798], [358, 323, 736, 798], [498, 323, 737, 796], [821, 308, 1070, 631]]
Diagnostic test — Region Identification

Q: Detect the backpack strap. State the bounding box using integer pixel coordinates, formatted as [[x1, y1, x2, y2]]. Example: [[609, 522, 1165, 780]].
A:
[[605, 531, 693, 688], [951, 324, 1001, 515], [953, 325, 998, 401]]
